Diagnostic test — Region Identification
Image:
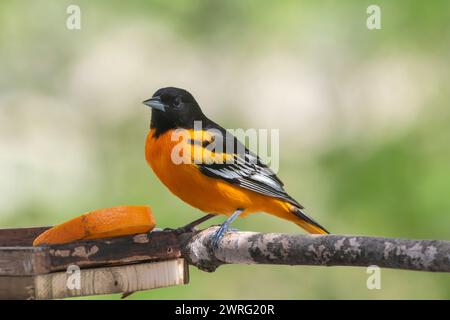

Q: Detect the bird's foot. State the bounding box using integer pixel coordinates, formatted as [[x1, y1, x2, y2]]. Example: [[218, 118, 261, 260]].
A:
[[211, 209, 243, 248], [211, 226, 239, 247], [163, 214, 216, 234], [212, 223, 229, 248]]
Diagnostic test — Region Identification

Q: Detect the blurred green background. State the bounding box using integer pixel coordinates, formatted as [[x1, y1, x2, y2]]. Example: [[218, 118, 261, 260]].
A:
[[1, 0, 449, 299]]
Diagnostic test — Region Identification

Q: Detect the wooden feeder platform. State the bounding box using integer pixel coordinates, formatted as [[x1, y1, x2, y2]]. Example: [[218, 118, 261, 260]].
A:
[[0, 226, 188, 299]]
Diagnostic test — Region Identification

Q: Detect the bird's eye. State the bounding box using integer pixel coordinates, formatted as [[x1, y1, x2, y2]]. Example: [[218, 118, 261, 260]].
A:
[[173, 97, 182, 109]]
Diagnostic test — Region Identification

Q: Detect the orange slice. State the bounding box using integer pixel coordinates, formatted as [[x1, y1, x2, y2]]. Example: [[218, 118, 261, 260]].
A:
[[33, 205, 155, 246]]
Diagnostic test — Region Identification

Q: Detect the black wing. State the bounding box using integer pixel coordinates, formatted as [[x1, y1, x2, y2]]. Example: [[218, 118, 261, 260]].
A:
[[195, 123, 302, 208]]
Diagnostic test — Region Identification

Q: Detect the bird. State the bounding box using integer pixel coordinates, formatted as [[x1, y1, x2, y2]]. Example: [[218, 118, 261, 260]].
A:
[[143, 87, 329, 245]]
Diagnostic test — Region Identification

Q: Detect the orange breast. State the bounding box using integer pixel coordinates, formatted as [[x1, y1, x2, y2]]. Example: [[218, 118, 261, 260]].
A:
[[145, 129, 291, 217]]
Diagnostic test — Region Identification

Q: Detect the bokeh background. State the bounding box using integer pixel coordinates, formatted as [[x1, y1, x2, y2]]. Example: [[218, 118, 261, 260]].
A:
[[1, 0, 449, 299]]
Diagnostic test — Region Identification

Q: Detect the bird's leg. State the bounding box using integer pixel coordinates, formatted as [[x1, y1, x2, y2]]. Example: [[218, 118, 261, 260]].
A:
[[212, 209, 244, 247], [164, 213, 216, 233], [182, 213, 216, 230]]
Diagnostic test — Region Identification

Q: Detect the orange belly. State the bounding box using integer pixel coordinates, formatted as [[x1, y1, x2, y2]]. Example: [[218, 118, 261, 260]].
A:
[[145, 129, 292, 218]]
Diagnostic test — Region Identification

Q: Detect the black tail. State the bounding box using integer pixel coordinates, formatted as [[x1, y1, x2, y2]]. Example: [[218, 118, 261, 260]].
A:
[[292, 207, 330, 234]]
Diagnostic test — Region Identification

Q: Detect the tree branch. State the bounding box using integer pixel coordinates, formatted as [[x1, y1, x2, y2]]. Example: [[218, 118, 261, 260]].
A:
[[1, 226, 449, 299], [179, 227, 450, 273]]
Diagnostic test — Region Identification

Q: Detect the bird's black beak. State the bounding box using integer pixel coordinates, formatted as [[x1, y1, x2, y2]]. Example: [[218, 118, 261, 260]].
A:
[[143, 96, 166, 112]]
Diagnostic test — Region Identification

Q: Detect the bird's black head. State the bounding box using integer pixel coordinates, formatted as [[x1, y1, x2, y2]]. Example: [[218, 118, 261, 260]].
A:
[[143, 87, 206, 136]]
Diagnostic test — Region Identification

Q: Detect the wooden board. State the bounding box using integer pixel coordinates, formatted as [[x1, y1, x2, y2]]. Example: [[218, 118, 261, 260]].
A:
[[0, 226, 50, 247], [0, 227, 189, 299], [35, 258, 188, 299], [0, 258, 188, 299], [0, 276, 34, 300], [0, 229, 182, 276], [46, 231, 181, 272], [0, 247, 49, 276]]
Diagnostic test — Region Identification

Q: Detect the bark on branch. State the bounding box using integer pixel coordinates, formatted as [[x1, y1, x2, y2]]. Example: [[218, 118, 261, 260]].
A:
[[179, 227, 450, 273]]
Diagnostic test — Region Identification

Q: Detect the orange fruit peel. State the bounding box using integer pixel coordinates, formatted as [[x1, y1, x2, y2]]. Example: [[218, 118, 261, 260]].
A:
[[33, 205, 155, 246]]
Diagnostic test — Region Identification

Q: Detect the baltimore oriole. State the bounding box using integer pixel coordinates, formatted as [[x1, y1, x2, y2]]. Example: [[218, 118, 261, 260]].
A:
[[143, 87, 329, 244]]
